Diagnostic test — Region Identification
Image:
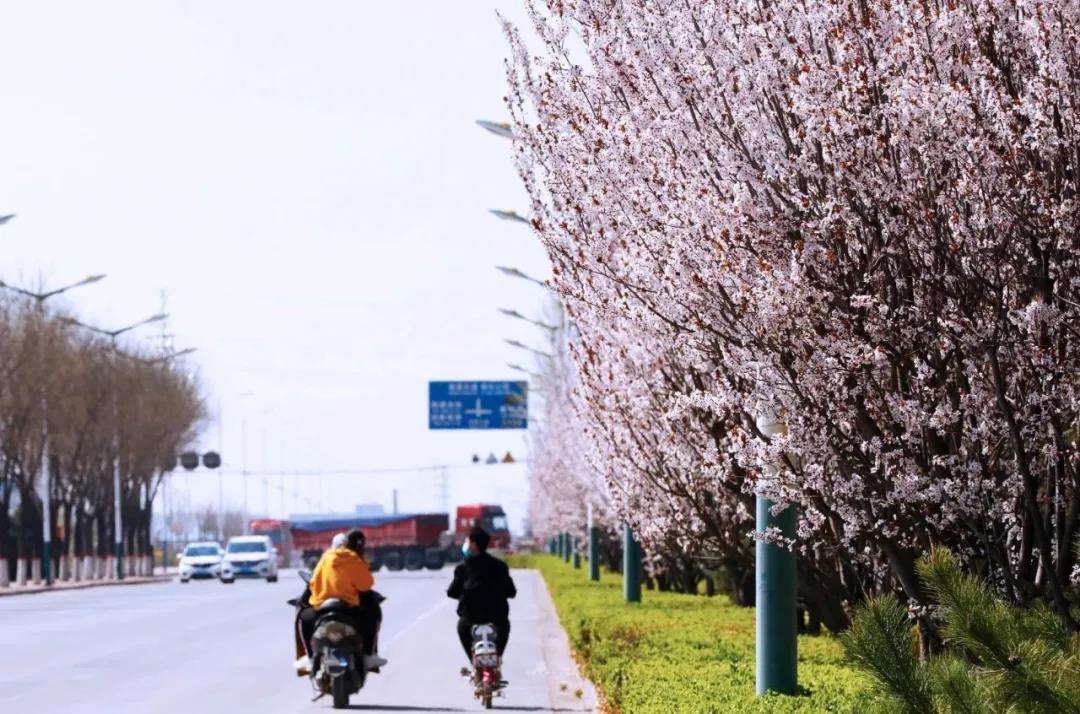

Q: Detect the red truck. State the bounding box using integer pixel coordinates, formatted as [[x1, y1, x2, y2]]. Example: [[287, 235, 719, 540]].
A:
[[286, 504, 510, 571], [248, 518, 294, 567], [451, 503, 511, 550]]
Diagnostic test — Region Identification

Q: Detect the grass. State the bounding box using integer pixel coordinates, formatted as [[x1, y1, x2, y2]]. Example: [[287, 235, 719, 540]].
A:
[[507, 554, 869, 713]]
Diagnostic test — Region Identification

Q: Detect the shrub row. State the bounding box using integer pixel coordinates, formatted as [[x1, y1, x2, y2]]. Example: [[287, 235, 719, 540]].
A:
[[509, 555, 869, 713]]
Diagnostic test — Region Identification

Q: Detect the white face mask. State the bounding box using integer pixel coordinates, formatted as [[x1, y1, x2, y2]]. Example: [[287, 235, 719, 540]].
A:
[[462, 543, 471, 557]]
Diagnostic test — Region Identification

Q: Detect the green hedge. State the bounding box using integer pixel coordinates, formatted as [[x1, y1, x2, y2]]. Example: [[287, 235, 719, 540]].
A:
[[509, 554, 869, 713]]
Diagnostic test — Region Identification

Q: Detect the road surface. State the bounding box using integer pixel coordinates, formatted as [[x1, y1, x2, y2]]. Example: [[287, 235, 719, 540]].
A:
[[0, 569, 595, 713]]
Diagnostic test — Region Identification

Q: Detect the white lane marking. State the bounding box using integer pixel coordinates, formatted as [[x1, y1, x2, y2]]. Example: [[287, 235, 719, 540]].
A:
[[381, 597, 453, 652]]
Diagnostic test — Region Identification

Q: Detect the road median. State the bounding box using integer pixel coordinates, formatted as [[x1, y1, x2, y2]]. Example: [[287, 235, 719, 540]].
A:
[[0, 574, 172, 597]]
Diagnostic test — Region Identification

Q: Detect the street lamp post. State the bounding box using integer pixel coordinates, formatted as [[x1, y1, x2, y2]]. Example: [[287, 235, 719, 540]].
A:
[[232, 391, 256, 534], [131, 347, 195, 574], [64, 313, 169, 580], [0, 274, 106, 586]]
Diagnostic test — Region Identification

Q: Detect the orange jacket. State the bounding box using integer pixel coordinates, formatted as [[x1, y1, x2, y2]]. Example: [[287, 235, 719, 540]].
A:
[[309, 548, 374, 608]]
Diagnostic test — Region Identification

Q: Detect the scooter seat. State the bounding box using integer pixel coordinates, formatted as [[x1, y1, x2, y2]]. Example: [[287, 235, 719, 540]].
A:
[[317, 598, 348, 612]]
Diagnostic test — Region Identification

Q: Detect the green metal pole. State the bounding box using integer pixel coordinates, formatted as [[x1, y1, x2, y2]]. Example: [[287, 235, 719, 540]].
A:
[[588, 504, 600, 582], [623, 524, 641, 603], [588, 527, 600, 581], [756, 496, 797, 695], [572, 537, 581, 569]]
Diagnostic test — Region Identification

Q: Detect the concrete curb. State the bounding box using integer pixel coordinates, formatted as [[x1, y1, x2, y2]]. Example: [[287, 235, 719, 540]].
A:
[[521, 568, 600, 712], [0, 575, 173, 598]]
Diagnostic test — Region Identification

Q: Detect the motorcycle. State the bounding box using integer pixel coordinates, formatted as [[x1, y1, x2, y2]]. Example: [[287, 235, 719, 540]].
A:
[[289, 570, 384, 710], [461, 622, 504, 709]]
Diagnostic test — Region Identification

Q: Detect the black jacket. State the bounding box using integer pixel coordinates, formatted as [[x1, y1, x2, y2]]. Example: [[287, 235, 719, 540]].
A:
[[447, 552, 517, 621]]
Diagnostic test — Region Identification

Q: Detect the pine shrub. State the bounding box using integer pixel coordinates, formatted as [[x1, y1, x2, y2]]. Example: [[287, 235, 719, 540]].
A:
[[842, 548, 1080, 714]]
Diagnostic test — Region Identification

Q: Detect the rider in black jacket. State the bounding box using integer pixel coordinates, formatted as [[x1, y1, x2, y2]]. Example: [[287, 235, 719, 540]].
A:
[[447, 526, 517, 660]]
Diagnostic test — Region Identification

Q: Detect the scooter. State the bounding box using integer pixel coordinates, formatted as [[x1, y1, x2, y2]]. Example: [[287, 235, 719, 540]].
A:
[[289, 570, 384, 709], [461, 623, 504, 709]]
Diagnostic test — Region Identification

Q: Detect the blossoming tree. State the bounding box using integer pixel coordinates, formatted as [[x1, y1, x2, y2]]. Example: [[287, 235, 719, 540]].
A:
[[507, 0, 1080, 628]]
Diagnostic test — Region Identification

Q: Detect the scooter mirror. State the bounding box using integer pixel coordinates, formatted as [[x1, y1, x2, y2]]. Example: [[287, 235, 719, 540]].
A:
[[298, 569, 312, 583]]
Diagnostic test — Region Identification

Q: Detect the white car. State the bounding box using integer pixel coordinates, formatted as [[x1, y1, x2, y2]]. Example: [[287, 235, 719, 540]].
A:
[[220, 535, 279, 583], [178, 542, 224, 583]]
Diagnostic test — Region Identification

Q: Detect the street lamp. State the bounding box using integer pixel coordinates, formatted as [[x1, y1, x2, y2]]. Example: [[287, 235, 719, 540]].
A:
[[63, 313, 169, 580], [475, 119, 513, 139], [0, 273, 107, 585], [489, 209, 531, 225], [504, 338, 553, 359], [507, 363, 540, 378], [130, 346, 197, 366], [498, 307, 557, 332], [495, 266, 548, 289], [0, 274, 106, 301]]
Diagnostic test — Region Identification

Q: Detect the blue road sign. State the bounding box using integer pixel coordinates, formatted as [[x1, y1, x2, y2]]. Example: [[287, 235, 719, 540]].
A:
[[429, 381, 528, 430]]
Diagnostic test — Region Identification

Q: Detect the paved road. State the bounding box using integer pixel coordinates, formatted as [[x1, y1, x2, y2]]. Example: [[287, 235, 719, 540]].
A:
[[0, 569, 595, 713]]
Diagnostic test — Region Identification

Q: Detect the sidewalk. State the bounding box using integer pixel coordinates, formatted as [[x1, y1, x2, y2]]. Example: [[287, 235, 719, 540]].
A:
[[0, 573, 173, 597]]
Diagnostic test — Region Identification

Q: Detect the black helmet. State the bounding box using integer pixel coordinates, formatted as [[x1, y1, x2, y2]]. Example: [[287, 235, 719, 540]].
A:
[[468, 526, 491, 552], [345, 529, 366, 555]]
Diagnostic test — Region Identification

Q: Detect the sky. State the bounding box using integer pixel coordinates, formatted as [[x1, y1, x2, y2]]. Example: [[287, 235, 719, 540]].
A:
[[0, 1, 551, 534]]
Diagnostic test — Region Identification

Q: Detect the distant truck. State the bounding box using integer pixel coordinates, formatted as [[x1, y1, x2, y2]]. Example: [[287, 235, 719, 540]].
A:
[[284, 503, 511, 572], [451, 503, 511, 550], [247, 518, 293, 567]]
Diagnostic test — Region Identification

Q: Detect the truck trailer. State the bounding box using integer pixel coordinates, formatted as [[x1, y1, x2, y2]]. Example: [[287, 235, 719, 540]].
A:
[[287, 504, 510, 571]]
